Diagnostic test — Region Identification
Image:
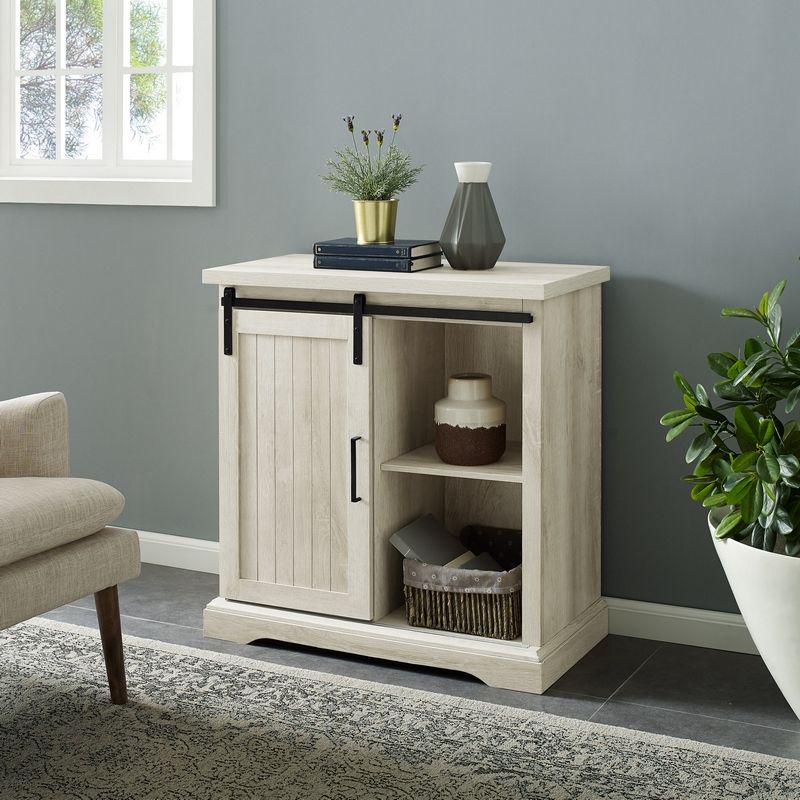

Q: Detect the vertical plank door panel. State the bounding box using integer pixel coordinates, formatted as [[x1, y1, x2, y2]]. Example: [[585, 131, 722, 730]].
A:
[[222, 310, 371, 619]]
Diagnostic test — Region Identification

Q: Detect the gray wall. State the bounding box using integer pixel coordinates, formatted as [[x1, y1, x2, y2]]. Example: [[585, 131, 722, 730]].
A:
[[2, 0, 799, 613]]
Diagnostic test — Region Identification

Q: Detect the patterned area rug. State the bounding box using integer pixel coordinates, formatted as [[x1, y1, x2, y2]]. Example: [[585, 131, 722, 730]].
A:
[[1, 619, 798, 800]]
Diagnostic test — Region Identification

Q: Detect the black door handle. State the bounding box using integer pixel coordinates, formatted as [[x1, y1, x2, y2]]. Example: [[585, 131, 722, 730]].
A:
[[350, 436, 362, 503]]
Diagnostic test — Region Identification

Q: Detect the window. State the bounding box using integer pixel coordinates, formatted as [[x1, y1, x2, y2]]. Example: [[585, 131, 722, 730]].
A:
[[0, 0, 214, 205]]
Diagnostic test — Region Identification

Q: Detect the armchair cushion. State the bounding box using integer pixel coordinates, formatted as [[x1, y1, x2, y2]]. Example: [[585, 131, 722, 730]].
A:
[[0, 478, 124, 568]]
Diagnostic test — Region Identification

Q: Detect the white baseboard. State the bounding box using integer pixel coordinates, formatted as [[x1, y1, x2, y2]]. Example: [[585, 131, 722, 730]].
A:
[[135, 531, 758, 656], [136, 530, 219, 574], [606, 597, 757, 655]]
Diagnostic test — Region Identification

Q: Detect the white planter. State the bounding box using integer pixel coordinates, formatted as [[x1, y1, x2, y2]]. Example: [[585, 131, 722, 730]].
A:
[[708, 510, 800, 719]]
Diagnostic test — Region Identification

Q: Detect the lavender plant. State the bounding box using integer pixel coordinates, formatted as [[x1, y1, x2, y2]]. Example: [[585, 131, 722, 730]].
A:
[[321, 114, 424, 201]]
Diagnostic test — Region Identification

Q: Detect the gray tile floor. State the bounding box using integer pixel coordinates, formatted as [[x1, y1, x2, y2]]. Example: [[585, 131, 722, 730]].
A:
[[41, 564, 800, 761]]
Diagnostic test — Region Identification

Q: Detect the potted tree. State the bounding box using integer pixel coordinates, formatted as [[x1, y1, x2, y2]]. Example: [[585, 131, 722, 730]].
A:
[[661, 280, 800, 719]]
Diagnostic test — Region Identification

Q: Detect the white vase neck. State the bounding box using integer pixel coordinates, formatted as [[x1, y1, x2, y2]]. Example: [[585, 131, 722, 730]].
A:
[[454, 162, 491, 183]]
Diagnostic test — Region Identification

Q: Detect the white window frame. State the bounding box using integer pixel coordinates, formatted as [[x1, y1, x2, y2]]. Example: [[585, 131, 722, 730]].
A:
[[0, 0, 215, 206]]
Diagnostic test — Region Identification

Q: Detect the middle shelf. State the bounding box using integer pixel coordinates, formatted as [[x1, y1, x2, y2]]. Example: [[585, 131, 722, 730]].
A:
[[380, 441, 522, 483]]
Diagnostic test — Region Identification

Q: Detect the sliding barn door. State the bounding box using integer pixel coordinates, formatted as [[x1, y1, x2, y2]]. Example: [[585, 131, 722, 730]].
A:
[[219, 308, 372, 619]]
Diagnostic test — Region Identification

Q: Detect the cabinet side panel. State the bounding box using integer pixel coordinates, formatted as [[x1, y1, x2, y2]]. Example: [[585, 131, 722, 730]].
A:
[[273, 336, 295, 585], [329, 337, 349, 594], [292, 337, 314, 588], [372, 319, 445, 619], [256, 335, 276, 584], [540, 286, 603, 642], [311, 338, 332, 591], [218, 289, 240, 598], [238, 333, 258, 581], [522, 300, 544, 646]]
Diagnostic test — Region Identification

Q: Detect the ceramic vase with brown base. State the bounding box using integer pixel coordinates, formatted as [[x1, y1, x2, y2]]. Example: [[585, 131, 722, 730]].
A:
[[434, 373, 506, 466], [708, 508, 800, 720]]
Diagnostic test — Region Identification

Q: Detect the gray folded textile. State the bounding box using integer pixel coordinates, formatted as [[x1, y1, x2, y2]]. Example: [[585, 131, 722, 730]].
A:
[[390, 514, 467, 565]]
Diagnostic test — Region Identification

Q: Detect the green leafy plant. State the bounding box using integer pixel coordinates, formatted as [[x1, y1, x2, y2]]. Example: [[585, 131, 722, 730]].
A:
[[321, 114, 424, 201], [660, 280, 800, 556]]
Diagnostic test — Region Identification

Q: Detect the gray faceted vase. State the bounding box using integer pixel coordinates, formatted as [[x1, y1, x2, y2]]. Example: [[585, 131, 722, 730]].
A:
[[440, 162, 505, 271]]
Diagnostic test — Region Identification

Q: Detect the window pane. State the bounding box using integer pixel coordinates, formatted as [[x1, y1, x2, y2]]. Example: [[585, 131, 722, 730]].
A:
[[128, 0, 167, 67], [172, 0, 193, 66], [19, 75, 56, 159], [66, 0, 103, 69], [124, 73, 167, 159], [172, 73, 192, 160], [19, 0, 56, 71], [65, 75, 102, 159]]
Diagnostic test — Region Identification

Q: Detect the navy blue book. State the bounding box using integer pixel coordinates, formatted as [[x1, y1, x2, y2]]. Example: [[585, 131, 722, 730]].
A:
[[314, 237, 441, 259], [314, 253, 443, 272]]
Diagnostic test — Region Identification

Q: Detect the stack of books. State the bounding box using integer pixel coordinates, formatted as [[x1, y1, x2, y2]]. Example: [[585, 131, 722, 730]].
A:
[[313, 238, 443, 273]]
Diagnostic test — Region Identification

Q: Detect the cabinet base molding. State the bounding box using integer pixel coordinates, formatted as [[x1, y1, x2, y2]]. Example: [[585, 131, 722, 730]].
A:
[[203, 597, 609, 694]]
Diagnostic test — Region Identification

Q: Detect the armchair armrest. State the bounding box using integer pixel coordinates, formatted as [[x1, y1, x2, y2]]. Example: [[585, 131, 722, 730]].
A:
[[0, 392, 69, 477]]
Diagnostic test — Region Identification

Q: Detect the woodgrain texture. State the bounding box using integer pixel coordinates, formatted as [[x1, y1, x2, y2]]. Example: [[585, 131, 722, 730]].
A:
[[381, 441, 522, 483], [371, 319, 445, 619], [203, 597, 608, 693], [219, 308, 371, 619], [522, 286, 603, 646], [211, 266, 607, 691], [445, 323, 522, 441], [203, 254, 610, 301]]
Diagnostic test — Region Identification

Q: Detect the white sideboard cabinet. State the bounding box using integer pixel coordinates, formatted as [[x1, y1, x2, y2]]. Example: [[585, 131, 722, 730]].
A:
[[202, 254, 610, 693]]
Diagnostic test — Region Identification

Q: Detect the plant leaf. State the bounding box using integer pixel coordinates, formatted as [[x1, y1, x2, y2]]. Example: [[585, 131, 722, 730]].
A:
[[744, 338, 764, 359], [778, 454, 800, 477], [758, 418, 775, 446], [660, 409, 695, 427], [666, 418, 693, 442], [756, 453, 781, 483], [707, 352, 737, 377], [685, 433, 714, 464], [731, 451, 759, 472], [740, 480, 763, 524], [785, 385, 800, 413], [695, 405, 727, 423], [673, 372, 695, 398], [764, 527, 777, 553], [714, 510, 743, 539], [734, 405, 760, 449], [768, 279, 787, 313], [690, 481, 715, 501], [703, 492, 729, 508], [786, 538, 800, 557], [721, 307, 761, 321], [769, 304, 782, 344], [775, 506, 794, 535]]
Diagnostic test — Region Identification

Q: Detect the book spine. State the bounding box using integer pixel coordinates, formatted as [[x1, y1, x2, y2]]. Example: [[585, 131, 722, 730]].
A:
[[315, 244, 410, 258], [314, 255, 412, 271]]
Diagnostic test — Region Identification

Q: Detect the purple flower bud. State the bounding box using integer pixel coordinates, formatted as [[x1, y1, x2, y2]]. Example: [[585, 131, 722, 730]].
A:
[[343, 115, 355, 133], [361, 129, 370, 145], [392, 113, 402, 131], [375, 129, 385, 146]]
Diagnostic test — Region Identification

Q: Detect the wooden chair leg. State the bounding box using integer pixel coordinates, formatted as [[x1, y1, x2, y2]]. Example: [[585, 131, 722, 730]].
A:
[[94, 585, 128, 705]]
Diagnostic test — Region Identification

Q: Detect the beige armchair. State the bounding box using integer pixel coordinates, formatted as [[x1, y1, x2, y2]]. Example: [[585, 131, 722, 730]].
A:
[[0, 392, 140, 703]]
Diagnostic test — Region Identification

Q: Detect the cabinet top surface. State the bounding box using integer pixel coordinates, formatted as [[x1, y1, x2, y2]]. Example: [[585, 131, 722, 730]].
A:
[[202, 254, 610, 300]]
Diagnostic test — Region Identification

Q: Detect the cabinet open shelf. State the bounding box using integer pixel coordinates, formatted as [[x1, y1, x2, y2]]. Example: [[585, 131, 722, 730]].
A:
[[381, 441, 522, 483]]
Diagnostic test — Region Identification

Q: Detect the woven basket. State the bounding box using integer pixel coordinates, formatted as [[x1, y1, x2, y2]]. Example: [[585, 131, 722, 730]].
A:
[[403, 582, 521, 639], [402, 524, 522, 640]]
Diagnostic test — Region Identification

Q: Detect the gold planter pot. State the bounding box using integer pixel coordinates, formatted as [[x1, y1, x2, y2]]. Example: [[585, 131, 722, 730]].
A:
[[353, 199, 398, 244]]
